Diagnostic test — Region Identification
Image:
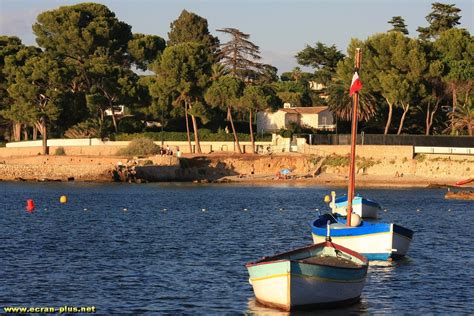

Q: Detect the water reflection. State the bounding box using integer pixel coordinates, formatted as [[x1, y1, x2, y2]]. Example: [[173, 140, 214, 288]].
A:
[[245, 298, 370, 315]]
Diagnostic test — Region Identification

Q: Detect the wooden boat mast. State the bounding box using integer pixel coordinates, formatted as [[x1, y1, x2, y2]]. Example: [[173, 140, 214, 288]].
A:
[[346, 48, 361, 227]]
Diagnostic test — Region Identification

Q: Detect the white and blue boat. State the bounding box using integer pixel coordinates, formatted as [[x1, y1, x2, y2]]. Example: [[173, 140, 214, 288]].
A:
[[331, 193, 381, 219], [246, 241, 368, 311], [311, 49, 414, 261], [311, 213, 414, 261]]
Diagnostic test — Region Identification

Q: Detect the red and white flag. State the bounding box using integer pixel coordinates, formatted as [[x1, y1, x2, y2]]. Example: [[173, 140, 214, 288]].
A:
[[349, 71, 362, 96]]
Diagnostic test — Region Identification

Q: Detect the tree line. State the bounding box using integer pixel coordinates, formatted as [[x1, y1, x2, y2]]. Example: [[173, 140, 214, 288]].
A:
[[0, 2, 472, 155]]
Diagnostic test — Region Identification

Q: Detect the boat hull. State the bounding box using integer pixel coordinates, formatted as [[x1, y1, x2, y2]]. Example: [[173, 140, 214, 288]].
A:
[[311, 215, 413, 261], [246, 242, 368, 311], [333, 196, 380, 219]]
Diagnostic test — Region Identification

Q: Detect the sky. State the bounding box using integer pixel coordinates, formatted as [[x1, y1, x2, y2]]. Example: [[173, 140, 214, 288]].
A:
[[0, 0, 473, 73]]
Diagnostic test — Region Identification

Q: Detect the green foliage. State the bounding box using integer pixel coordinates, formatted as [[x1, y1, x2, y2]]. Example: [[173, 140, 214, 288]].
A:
[[54, 147, 66, 155], [295, 42, 344, 85], [116, 137, 161, 156], [417, 3, 461, 40], [240, 85, 274, 112], [414, 153, 426, 162], [167, 9, 219, 61], [323, 155, 350, 167], [388, 16, 409, 35], [308, 155, 324, 166], [356, 157, 379, 171], [205, 76, 244, 111], [33, 3, 132, 62], [128, 33, 166, 71], [64, 119, 100, 138], [446, 99, 474, 136], [118, 117, 145, 133], [115, 130, 272, 142], [273, 80, 311, 106]]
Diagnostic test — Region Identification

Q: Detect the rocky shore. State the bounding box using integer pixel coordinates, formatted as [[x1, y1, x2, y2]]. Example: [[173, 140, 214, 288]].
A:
[[0, 152, 472, 188]]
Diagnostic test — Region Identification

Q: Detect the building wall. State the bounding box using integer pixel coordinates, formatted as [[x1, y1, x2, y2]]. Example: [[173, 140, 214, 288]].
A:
[[299, 143, 414, 160], [0, 139, 272, 157], [300, 113, 318, 128], [257, 111, 286, 133]]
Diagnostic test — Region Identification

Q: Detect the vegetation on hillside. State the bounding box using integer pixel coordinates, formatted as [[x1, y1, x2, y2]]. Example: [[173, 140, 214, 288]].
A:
[[0, 2, 472, 156]]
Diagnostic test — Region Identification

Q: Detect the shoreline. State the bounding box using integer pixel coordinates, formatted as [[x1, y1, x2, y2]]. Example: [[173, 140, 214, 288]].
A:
[[0, 153, 472, 189]]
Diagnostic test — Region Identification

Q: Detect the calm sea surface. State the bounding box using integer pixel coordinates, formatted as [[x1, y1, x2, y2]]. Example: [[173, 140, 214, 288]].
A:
[[1, 182, 473, 315]]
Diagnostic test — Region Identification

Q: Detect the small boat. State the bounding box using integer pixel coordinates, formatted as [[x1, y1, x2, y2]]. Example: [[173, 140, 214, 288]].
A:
[[311, 213, 413, 261], [310, 48, 414, 261], [246, 241, 368, 311], [445, 190, 474, 200], [331, 193, 380, 219], [455, 178, 473, 186]]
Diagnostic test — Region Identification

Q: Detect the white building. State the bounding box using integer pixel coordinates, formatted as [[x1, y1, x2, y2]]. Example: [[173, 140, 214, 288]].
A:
[[256, 105, 336, 134]]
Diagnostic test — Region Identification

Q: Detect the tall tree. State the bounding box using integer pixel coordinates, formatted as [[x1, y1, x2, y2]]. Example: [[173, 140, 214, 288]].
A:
[[6, 54, 68, 154], [434, 28, 473, 134], [33, 3, 134, 135], [1, 40, 42, 141], [417, 56, 446, 135], [446, 98, 473, 135], [168, 10, 219, 58], [217, 28, 262, 80], [128, 34, 166, 71], [273, 80, 312, 107], [360, 33, 428, 134], [155, 43, 212, 153], [295, 42, 344, 85], [240, 85, 277, 153], [388, 16, 409, 35], [205, 76, 244, 153], [417, 2, 461, 40], [256, 64, 279, 85], [0, 36, 25, 140]]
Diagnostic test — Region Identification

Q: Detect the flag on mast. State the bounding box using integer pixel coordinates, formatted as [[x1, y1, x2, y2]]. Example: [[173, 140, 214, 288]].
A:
[[349, 71, 362, 96]]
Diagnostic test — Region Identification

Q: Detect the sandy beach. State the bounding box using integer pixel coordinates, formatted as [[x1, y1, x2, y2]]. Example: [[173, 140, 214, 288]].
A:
[[0, 152, 472, 188]]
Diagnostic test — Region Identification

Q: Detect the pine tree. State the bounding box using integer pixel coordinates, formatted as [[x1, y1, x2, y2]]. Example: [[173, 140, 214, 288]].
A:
[[217, 28, 262, 80], [388, 16, 409, 35], [417, 2, 461, 40]]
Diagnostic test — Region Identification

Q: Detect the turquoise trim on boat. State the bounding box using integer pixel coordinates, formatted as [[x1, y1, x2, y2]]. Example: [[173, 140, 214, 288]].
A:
[[292, 261, 367, 282], [247, 261, 289, 280]]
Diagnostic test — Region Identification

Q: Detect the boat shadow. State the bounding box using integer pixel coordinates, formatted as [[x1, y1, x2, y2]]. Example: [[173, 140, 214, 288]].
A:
[[245, 297, 369, 315]]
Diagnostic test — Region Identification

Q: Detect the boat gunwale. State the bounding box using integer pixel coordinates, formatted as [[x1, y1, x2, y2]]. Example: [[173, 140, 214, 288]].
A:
[[245, 241, 368, 269], [335, 195, 381, 209]]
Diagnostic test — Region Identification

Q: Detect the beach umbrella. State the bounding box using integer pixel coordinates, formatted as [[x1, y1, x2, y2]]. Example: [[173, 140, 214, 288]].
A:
[[280, 168, 291, 175]]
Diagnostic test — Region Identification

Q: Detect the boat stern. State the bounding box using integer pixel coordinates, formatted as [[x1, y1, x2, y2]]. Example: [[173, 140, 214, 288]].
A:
[[390, 224, 414, 259], [246, 261, 291, 311]]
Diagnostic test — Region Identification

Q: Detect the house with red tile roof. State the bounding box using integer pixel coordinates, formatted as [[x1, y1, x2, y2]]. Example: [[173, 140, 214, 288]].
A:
[[256, 104, 335, 133]]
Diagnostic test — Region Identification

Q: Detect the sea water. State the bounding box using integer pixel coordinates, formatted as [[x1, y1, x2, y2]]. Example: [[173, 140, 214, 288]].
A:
[[0, 182, 472, 314]]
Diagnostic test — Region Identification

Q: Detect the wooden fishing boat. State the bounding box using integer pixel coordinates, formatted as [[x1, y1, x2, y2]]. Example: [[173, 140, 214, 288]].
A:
[[331, 194, 380, 219], [455, 178, 473, 186], [311, 214, 413, 261], [445, 190, 474, 200], [311, 48, 414, 261], [246, 241, 368, 311]]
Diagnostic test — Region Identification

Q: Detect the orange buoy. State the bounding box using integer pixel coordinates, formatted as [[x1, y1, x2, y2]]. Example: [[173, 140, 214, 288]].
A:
[[26, 199, 35, 212]]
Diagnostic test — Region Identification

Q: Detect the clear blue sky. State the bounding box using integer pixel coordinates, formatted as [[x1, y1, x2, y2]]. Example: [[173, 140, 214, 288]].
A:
[[1, 0, 473, 73]]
